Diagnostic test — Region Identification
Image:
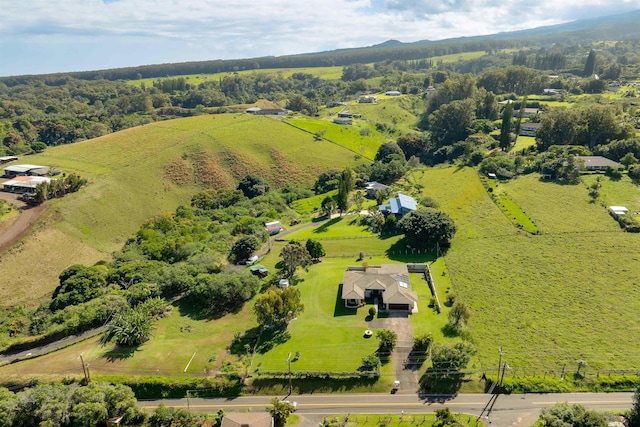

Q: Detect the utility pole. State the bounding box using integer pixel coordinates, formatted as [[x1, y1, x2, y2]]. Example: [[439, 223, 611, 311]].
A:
[[499, 361, 508, 388], [286, 352, 292, 395], [496, 347, 502, 392]]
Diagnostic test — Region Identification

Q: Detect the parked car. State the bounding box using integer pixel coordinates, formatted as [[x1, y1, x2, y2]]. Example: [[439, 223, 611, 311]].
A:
[[246, 255, 259, 265]]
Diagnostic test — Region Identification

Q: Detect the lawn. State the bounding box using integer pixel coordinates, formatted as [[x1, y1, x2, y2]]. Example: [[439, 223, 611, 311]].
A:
[[512, 135, 536, 152], [0, 114, 365, 305]]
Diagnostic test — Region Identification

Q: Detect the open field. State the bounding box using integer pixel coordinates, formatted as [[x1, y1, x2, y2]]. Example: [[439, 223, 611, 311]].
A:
[[407, 167, 640, 371], [129, 66, 345, 88], [127, 51, 494, 89], [0, 114, 364, 305], [285, 117, 386, 160]]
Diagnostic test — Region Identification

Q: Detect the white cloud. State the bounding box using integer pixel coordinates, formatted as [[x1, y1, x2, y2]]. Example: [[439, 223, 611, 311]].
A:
[[0, 0, 639, 75]]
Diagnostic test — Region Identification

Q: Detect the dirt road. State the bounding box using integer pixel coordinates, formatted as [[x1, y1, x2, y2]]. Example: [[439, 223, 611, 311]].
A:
[[0, 198, 47, 254]]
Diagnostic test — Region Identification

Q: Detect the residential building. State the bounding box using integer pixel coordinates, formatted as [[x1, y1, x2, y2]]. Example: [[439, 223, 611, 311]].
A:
[[385, 90, 401, 96], [378, 192, 417, 218], [358, 95, 377, 103], [520, 122, 542, 136], [342, 264, 418, 312], [575, 156, 622, 171], [221, 413, 274, 427], [364, 181, 390, 198]]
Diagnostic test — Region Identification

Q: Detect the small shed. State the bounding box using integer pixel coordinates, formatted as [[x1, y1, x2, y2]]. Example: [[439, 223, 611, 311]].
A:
[[609, 206, 629, 216], [385, 90, 401, 96]]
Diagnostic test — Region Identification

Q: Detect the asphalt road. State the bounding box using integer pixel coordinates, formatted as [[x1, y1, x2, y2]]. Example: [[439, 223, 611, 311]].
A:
[[138, 392, 635, 426]]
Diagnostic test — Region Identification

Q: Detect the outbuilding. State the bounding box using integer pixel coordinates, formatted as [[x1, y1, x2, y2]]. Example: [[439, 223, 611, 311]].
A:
[[2, 176, 52, 194], [3, 164, 50, 178]]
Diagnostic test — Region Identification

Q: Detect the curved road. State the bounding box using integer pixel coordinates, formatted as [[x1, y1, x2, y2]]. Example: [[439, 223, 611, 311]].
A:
[[139, 392, 634, 426]]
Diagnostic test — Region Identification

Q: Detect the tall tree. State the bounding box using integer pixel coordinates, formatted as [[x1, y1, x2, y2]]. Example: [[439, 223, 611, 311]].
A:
[[499, 103, 513, 152], [398, 208, 457, 250], [336, 167, 354, 214], [254, 287, 304, 327], [279, 243, 312, 278], [583, 49, 597, 77]]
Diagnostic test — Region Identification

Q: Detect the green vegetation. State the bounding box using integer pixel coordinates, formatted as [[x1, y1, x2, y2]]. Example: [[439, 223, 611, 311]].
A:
[[0, 114, 363, 306], [286, 117, 386, 160], [321, 413, 479, 427]]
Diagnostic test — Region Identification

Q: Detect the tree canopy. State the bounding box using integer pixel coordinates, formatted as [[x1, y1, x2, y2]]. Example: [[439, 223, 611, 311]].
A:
[[398, 208, 457, 249]]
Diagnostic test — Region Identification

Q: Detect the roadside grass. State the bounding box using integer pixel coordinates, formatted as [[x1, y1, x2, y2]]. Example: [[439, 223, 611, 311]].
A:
[[285, 117, 385, 160], [0, 114, 363, 304], [321, 413, 479, 427]]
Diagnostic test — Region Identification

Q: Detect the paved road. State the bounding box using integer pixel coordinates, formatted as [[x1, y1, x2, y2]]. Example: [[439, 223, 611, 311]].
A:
[[138, 392, 634, 426]]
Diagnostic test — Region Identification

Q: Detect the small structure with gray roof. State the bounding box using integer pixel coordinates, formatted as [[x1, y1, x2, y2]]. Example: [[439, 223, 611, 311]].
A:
[[378, 192, 417, 219], [342, 264, 418, 312], [221, 413, 273, 427], [3, 164, 51, 178]]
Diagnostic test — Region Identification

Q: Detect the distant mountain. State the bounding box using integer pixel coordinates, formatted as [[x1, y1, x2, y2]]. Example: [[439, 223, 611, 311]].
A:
[[377, 9, 640, 47], [4, 9, 640, 81]]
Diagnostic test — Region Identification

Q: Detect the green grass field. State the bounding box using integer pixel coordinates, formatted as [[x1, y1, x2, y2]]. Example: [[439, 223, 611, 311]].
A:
[[0, 114, 364, 306], [407, 167, 640, 372], [322, 413, 479, 427], [285, 117, 386, 160]]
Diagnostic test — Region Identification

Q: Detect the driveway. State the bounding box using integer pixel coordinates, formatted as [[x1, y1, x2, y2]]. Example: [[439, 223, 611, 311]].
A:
[[369, 312, 419, 393]]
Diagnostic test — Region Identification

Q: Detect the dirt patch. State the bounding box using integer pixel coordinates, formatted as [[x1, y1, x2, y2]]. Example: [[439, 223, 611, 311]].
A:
[[0, 204, 47, 254], [191, 152, 235, 189], [221, 150, 269, 182], [163, 158, 194, 185]]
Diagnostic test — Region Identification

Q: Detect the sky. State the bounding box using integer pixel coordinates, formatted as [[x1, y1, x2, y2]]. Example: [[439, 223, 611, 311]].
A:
[[1, 0, 640, 77]]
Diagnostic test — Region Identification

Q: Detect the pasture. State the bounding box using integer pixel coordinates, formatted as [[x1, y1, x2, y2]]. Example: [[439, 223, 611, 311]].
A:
[[0, 114, 364, 305], [285, 117, 386, 160], [408, 167, 640, 372]]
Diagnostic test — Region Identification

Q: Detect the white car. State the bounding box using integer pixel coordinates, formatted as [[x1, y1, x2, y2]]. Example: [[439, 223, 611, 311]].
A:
[[246, 255, 259, 265]]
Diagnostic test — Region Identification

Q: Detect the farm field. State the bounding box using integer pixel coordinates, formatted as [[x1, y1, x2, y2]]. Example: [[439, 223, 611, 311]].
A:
[[410, 167, 640, 371], [0, 114, 365, 306]]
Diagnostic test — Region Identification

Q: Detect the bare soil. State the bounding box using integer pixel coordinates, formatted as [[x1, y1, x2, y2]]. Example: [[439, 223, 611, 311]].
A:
[[0, 198, 47, 254]]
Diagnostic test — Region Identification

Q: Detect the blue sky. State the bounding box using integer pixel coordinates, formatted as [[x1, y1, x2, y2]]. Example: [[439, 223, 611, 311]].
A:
[[1, 0, 639, 77]]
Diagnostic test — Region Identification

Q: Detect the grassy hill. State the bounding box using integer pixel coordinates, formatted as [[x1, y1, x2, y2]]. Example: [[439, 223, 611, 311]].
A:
[[0, 114, 367, 306]]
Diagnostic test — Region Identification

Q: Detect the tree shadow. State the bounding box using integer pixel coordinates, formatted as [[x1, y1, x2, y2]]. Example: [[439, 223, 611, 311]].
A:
[[334, 284, 357, 317], [103, 344, 139, 362], [255, 327, 291, 354], [385, 237, 439, 262], [249, 375, 379, 394], [313, 217, 342, 233], [419, 370, 464, 394], [229, 327, 262, 355], [175, 297, 236, 321]]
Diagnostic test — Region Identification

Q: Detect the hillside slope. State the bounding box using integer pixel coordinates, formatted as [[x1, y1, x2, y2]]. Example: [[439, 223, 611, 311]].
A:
[[0, 113, 364, 306]]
